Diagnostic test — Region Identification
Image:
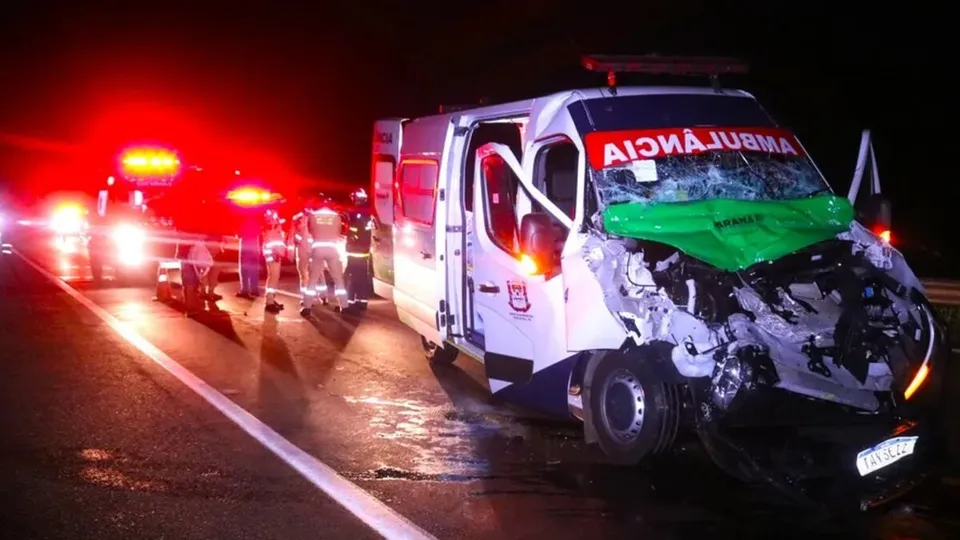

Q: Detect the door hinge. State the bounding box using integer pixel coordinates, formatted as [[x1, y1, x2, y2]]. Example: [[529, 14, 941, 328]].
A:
[[453, 126, 469, 136], [438, 189, 445, 202], [445, 225, 463, 233]]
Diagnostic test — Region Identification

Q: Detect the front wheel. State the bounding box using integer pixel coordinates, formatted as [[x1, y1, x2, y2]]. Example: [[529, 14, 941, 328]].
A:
[[421, 336, 458, 365], [585, 349, 681, 465]]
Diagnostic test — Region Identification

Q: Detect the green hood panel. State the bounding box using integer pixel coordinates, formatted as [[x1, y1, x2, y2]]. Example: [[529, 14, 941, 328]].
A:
[[602, 195, 854, 271]]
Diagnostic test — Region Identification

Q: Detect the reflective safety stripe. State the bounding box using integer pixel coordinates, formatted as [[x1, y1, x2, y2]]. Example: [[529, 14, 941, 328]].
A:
[[346, 252, 370, 258], [334, 288, 347, 296], [349, 227, 358, 232], [265, 287, 277, 294], [316, 286, 328, 292], [357, 299, 368, 303], [158, 260, 181, 269], [312, 241, 338, 248], [294, 234, 303, 241], [264, 240, 285, 248], [265, 257, 275, 263], [300, 287, 311, 294], [158, 274, 169, 282]]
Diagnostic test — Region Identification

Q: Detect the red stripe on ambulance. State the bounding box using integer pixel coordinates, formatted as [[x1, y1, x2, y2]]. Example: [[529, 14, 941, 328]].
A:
[[585, 126, 804, 169]]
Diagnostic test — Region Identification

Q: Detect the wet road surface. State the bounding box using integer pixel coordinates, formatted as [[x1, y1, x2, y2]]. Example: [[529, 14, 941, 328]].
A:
[[4, 226, 960, 539]]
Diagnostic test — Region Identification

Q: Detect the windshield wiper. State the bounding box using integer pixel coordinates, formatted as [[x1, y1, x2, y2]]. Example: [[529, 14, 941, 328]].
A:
[[805, 187, 832, 197]]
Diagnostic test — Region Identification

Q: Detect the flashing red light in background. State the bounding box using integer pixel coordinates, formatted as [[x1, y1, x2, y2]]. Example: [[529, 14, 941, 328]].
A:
[[120, 148, 181, 176], [226, 187, 281, 206]]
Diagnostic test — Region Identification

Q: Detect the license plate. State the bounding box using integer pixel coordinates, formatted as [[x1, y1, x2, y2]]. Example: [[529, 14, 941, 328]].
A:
[[855, 436, 919, 476]]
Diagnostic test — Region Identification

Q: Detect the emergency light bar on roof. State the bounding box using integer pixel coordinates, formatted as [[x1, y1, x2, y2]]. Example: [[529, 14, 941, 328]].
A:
[[581, 54, 749, 76], [582, 54, 749, 92], [120, 148, 181, 178], [226, 187, 283, 206]]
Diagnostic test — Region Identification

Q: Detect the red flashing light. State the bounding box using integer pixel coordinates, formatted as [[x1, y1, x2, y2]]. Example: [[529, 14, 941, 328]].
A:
[[581, 54, 749, 77], [121, 148, 180, 176], [227, 187, 281, 206]]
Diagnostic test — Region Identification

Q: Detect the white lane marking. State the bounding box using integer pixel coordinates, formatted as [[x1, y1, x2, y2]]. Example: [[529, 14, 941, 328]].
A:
[[14, 249, 436, 540]]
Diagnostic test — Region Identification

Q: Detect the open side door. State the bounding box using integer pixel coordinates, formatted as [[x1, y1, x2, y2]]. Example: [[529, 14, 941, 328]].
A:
[[467, 142, 569, 392]]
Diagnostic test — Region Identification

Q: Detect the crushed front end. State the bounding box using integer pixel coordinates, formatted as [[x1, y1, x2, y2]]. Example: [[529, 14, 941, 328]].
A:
[[583, 196, 948, 508]]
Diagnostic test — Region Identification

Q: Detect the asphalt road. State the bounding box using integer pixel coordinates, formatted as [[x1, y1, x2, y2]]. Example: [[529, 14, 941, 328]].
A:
[[3, 225, 960, 540]]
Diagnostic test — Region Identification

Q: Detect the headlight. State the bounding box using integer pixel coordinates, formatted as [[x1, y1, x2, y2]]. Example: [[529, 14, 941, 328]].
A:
[[112, 224, 147, 266], [112, 224, 146, 244], [51, 212, 84, 235]]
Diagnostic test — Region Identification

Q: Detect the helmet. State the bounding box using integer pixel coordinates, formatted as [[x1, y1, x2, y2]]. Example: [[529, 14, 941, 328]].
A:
[[264, 208, 280, 224], [316, 192, 334, 208], [350, 187, 369, 207]]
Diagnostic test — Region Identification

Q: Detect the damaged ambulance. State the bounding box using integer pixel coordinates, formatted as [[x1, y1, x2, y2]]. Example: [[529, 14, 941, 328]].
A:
[[370, 56, 948, 505]]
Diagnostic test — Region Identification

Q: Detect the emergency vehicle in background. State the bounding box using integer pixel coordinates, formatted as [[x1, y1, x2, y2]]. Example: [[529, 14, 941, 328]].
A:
[[369, 54, 946, 505], [48, 147, 181, 282], [91, 147, 182, 282]]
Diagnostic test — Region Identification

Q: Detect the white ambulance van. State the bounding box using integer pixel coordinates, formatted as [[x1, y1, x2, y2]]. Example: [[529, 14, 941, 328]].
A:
[[369, 55, 946, 488]]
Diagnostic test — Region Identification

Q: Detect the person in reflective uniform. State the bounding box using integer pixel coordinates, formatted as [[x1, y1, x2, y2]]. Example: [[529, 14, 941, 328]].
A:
[[262, 209, 286, 314], [301, 194, 348, 315], [287, 198, 312, 307], [344, 187, 374, 312]]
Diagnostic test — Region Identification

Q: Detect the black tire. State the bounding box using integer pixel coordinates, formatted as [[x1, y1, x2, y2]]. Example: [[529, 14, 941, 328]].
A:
[[421, 336, 458, 365], [586, 349, 681, 465]]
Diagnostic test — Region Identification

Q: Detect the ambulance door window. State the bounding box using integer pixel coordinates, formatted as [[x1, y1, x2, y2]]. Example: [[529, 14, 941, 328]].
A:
[[480, 154, 520, 254], [463, 122, 524, 212], [532, 139, 579, 241], [373, 156, 396, 224], [397, 160, 438, 225]]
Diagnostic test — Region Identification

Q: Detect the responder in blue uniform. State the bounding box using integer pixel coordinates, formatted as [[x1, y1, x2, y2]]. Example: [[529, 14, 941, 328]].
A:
[[344, 187, 374, 312], [236, 209, 260, 299]]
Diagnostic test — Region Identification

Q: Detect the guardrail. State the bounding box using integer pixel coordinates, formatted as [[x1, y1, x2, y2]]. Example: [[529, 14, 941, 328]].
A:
[[922, 279, 960, 307]]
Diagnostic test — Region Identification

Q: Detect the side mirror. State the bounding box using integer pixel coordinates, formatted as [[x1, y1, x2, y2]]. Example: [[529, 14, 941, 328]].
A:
[[856, 192, 892, 232], [519, 212, 558, 274]]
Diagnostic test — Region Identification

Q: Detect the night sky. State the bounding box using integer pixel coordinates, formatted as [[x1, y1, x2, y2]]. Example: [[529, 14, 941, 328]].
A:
[[0, 2, 950, 271]]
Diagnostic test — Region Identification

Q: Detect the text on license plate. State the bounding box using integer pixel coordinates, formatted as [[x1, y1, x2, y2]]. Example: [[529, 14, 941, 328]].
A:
[[856, 436, 919, 476]]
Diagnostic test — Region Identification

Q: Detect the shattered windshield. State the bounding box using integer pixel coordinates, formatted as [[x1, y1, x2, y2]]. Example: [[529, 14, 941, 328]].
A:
[[571, 94, 831, 206]]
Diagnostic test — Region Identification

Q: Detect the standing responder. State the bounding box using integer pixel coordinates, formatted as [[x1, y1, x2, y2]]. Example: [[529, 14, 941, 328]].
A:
[[287, 193, 312, 307], [344, 187, 374, 312], [236, 208, 260, 299], [301, 194, 348, 316], [262, 209, 286, 314]]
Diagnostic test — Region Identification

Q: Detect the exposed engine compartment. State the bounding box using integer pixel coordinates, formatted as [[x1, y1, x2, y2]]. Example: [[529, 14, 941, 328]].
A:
[[584, 221, 938, 414]]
